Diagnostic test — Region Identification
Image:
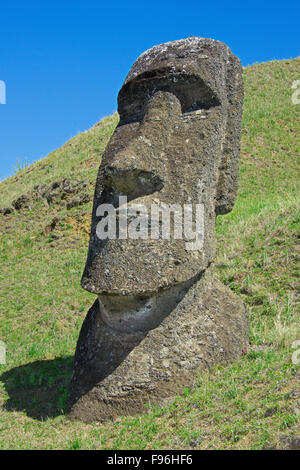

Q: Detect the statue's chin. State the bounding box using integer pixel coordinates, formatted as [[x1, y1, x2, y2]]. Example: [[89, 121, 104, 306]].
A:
[[98, 271, 202, 333], [82, 236, 208, 295]]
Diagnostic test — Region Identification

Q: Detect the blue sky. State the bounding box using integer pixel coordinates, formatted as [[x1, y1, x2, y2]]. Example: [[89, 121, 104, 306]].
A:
[[0, 0, 299, 181]]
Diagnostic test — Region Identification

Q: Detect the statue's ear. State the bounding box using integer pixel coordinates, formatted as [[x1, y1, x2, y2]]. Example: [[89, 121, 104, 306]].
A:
[[215, 53, 244, 215]]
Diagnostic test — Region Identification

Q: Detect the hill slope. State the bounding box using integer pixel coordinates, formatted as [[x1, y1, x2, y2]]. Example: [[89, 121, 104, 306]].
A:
[[0, 58, 299, 450]]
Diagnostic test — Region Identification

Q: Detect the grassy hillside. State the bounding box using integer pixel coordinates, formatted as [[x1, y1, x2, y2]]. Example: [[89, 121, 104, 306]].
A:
[[0, 58, 299, 450]]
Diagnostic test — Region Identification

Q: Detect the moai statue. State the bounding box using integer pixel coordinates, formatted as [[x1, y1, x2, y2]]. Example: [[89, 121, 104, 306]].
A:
[[68, 37, 248, 423]]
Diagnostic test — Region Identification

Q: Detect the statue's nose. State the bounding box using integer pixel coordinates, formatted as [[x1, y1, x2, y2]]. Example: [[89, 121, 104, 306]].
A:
[[97, 91, 182, 202], [141, 90, 182, 124], [99, 91, 181, 199]]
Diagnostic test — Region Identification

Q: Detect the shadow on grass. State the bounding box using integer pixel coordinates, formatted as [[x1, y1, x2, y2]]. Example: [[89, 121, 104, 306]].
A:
[[0, 356, 73, 420]]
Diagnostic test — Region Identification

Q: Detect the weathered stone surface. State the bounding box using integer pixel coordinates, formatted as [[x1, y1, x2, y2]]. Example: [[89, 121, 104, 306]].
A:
[[265, 436, 300, 450], [69, 267, 248, 422], [0, 178, 91, 216], [0, 207, 14, 215], [12, 193, 33, 211], [36, 178, 90, 206], [43, 217, 60, 236], [66, 193, 91, 210], [68, 37, 247, 422]]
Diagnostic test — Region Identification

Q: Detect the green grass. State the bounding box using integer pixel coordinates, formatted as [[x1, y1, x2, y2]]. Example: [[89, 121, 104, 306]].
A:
[[13, 158, 30, 174], [0, 58, 299, 450]]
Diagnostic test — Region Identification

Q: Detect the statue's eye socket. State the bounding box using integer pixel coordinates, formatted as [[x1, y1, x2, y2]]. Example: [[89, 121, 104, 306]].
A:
[[118, 71, 221, 125]]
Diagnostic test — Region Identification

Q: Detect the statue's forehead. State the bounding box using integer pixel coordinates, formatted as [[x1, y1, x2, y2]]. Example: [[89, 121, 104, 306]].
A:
[[123, 37, 230, 86], [117, 37, 241, 125]]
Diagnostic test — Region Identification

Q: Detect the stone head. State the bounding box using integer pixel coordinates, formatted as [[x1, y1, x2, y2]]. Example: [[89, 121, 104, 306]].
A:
[[81, 37, 243, 331]]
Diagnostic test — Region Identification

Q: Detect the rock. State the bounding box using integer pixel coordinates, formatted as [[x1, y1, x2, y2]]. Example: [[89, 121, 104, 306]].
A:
[[5, 179, 91, 212], [12, 194, 32, 211], [68, 36, 247, 423], [43, 217, 60, 236], [273, 436, 300, 450], [42, 179, 90, 206], [66, 193, 91, 210], [264, 407, 278, 418], [0, 207, 14, 215], [286, 438, 300, 450]]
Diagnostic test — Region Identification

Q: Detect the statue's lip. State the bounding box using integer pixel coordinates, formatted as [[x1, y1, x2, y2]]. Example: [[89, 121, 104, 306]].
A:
[[81, 280, 170, 297]]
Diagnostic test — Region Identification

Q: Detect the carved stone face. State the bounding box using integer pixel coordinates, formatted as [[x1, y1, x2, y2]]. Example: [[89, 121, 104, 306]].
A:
[[81, 37, 243, 331]]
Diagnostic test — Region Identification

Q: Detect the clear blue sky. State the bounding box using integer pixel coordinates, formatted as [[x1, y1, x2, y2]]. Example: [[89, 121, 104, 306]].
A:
[[0, 0, 299, 181]]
